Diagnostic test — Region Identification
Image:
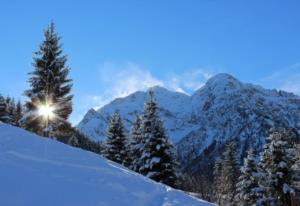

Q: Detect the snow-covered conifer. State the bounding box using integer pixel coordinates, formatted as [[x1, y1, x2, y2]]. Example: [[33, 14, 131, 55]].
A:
[[104, 112, 130, 166], [6, 97, 16, 125], [219, 140, 239, 206], [213, 158, 223, 204], [235, 149, 262, 205], [14, 100, 24, 127], [258, 128, 298, 206], [129, 115, 143, 172], [293, 143, 300, 203], [24, 22, 73, 138], [139, 91, 179, 188], [0, 95, 10, 123]]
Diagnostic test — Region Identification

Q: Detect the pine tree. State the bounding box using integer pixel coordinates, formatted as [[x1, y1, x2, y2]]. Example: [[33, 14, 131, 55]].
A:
[[123, 141, 132, 168], [24, 22, 73, 138], [258, 128, 298, 206], [213, 158, 223, 204], [194, 174, 213, 201], [104, 112, 130, 166], [219, 140, 240, 206], [14, 100, 23, 127], [293, 143, 300, 204], [235, 149, 262, 205], [180, 173, 212, 201], [0, 95, 9, 123], [129, 115, 143, 172], [139, 91, 179, 188], [6, 97, 16, 125]]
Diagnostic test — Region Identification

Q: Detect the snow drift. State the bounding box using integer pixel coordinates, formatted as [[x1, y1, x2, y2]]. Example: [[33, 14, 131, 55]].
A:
[[0, 123, 214, 206]]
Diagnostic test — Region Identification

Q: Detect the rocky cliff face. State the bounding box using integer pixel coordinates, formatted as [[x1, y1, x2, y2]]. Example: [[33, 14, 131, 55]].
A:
[[77, 73, 300, 175]]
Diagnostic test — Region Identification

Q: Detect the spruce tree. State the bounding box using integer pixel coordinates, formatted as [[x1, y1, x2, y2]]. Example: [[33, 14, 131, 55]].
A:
[[24, 22, 73, 138], [293, 143, 300, 204], [139, 91, 179, 188], [219, 140, 239, 206], [213, 158, 223, 204], [123, 141, 132, 168], [235, 149, 262, 205], [129, 115, 143, 172], [258, 128, 298, 206], [6, 97, 16, 125], [14, 100, 23, 127], [0, 95, 9, 123], [180, 173, 212, 201], [104, 112, 129, 166]]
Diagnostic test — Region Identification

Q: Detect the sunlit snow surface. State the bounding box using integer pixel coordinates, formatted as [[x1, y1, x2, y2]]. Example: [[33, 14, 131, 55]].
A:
[[0, 123, 214, 206]]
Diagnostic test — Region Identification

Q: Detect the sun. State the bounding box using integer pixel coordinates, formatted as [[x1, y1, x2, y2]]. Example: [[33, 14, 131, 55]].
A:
[[38, 104, 55, 119]]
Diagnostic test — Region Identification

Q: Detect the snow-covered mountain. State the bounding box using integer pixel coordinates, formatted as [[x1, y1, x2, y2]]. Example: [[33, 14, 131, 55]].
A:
[[77, 86, 194, 143], [77, 73, 300, 174], [0, 123, 213, 206]]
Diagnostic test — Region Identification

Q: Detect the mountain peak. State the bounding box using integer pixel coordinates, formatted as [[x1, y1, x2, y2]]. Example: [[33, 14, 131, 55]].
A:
[[147, 85, 169, 93], [84, 108, 98, 118], [201, 73, 243, 92], [210, 72, 235, 80], [207, 73, 239, 84]]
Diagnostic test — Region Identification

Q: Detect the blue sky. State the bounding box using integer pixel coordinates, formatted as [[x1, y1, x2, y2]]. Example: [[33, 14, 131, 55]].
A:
[[1, 0, 300, 124]]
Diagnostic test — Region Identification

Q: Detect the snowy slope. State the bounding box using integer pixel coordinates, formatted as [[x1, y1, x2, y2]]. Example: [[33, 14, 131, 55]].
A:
[[0, 123, 214, 206], [77, 73, 300, 174]]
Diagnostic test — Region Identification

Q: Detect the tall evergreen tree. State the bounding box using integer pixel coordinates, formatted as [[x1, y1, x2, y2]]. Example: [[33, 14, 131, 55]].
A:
[[129, 115, 143, 172], [123, 135, 133, 168], [104, 112, 130, 166], [0, 94, 9, 123], [6, 97, 16, 125], [218, 140, 240, 206], [139, 91, 179, 188], [14, 100, 23, 127], [180, 173, 212, 201], [258, 128, 298, 206], [24, 22, 73, 138], [293, 143, 300, 204], [213, 158, 223, 204], [235, 149, 262, 205]]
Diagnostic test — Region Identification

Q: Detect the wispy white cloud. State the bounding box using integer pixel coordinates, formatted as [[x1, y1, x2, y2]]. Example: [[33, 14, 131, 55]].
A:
[[71, 62, 300, 125], [88, 95, 110, 110], [71, 62, 215, 125], [263, 63, 300, 95], [100, 62, 163, 98], [98, 62, 215, 100], [166, 69, 214, 94]]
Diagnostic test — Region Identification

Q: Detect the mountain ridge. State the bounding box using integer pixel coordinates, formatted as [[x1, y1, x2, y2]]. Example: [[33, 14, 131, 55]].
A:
[[77, 73, 300, 175]]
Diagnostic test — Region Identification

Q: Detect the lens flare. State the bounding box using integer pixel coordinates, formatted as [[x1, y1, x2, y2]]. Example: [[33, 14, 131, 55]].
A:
[[38, 104, 55, 119]]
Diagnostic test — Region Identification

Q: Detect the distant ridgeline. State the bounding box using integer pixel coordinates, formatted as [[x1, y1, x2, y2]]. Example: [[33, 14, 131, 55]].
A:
[[78, 73, 300, 178]]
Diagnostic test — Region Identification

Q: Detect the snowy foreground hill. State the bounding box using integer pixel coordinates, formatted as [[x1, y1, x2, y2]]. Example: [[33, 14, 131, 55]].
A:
[[78, 73, 300, 175], [0, 123, 214, 206]]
